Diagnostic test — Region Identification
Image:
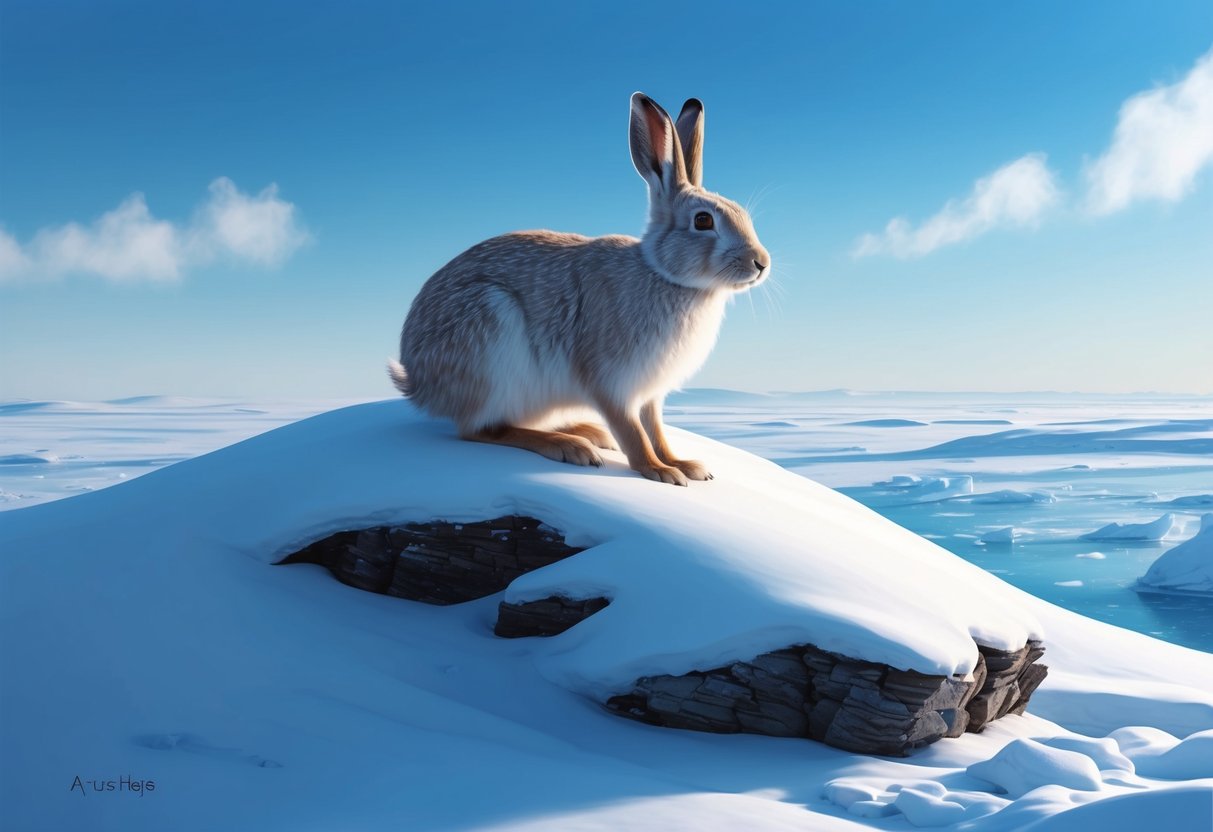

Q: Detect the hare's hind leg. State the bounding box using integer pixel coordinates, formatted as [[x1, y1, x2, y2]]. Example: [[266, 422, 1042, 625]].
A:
[[463, 425, 604, 467], [558, 422, 619, 451]]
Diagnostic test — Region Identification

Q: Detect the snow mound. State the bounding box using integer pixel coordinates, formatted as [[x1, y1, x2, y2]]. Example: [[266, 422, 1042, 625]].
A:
[[1020, 786, 1213, 832], [1081, 513, 1178, 542], [1075, 552, 1106, 560], [1138, 514, 1213, 594], [1109, 726, 1213, 780], [824, 778, 1008, 827], [0, 401, 1043, 693], [891, 786, 967, 826], [1036, 734, 1134, 772], [966, 738, 1103, 798]]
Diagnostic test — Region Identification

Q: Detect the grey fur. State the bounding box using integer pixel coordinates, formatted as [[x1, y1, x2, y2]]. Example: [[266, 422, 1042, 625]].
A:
[[391, 93, 770, 485]]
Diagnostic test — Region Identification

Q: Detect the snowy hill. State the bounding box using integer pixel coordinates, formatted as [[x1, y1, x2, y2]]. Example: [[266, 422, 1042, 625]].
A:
[[2, 400, 1212, 830]]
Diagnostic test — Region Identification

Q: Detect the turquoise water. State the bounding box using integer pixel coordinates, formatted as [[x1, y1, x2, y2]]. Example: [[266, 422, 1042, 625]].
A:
[[871, 495, 1213, 652], [668, 393, 1213, 654]]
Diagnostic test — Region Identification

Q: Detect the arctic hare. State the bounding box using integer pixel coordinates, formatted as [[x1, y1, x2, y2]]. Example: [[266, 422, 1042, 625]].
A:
[[389, 92, 770, 486]]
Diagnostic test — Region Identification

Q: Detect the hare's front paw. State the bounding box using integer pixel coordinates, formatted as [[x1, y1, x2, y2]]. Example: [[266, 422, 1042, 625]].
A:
[[636, 463, 689, 487], [671, 459, 713, 481], [547, 434, 604, 467]]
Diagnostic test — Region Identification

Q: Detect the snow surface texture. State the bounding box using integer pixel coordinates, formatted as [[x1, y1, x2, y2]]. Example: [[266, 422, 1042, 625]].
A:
[[3, 400, 1213, 831], [823, 727, 1213, 828], [1139, 514, 1213, 594]]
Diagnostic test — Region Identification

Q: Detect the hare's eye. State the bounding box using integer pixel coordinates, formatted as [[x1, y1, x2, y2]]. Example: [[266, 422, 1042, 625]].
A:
[[693, 212, 714, 231]]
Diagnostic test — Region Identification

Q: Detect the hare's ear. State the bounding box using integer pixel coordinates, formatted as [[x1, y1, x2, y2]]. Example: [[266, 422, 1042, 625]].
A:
[[675, 98, 704, 188], [629, 92, 688, 195]]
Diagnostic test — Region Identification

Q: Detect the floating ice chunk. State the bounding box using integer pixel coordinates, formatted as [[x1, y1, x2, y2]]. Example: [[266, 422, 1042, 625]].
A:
[[893, 787, 966, 827], [855, 474, 974, 507], [1081, 513, 1178, 542], [1138, 514, 1213, 594], [844, 419, 927, 427], [972, 489, 1056, 504], [1054, 580, 1084, 587], [1038, 735, 1134, 772], [1075, 552, 1106, 560], [981, 527, 1017, 545], [1166, 494, 1213, 507], [967, 738, 1103, 798], [0, 453, 60, 465]]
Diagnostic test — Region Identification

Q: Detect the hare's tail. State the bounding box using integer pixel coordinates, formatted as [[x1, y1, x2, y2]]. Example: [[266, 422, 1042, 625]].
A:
[[386, 359, 412, 397]]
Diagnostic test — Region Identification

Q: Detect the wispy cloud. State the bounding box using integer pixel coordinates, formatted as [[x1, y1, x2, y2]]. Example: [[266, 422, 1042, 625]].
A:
[[0, 177, 308, 283], [853, 154, 1061, 259], [1084, 47, 1213, 215]]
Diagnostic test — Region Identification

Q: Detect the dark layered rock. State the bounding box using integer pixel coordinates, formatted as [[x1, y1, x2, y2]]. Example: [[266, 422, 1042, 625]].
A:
[[282, 514, 1047, 756], [280, 515, 584, 605], [608, 639, 1047, 757], [967, 641, 1049, 730], [495, 596, 611, 637]]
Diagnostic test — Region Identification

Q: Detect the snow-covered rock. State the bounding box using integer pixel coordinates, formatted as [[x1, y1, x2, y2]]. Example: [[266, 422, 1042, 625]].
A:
[[967, 738, 1103, 798], [286, 513, 1050, 754], [1081, 513, 1179, 542], [1138, 514, 1213, 594]]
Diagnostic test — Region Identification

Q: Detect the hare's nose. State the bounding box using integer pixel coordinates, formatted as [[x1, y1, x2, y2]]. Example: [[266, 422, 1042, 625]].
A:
[[753, 260, 768, 273]]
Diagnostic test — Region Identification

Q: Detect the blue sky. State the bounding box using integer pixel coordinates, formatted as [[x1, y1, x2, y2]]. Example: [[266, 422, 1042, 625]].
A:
[[2, 0, 1211, 398]]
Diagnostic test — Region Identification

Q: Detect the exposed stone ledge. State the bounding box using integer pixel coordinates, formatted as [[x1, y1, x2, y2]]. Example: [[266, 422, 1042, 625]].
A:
[[279, 515, 584, 605], [607, 640, 1047, 757], [280, 514, 1047, 757], [495, 596, 611, 638]]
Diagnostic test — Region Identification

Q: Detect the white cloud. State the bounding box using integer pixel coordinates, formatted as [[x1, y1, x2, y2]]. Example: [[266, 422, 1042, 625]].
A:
[[853, 154, 1061, 259], [1085, 47, 1213, 215], [0, 178, 308, 283]]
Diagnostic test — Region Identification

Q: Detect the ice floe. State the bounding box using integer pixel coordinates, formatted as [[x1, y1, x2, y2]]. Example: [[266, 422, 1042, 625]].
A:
[[1081, 513, 1179, 542], [1139, 514, 1213, 594]]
